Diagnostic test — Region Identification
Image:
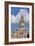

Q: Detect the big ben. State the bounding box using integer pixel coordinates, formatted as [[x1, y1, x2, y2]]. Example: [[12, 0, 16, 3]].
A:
[[19, 13, 25, 35]]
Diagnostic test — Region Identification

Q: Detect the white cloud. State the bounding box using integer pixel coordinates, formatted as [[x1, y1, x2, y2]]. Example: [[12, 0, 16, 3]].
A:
[[11, 15, 16, 23], [11, 9, 29, 23], [16, 9, 29, 23]]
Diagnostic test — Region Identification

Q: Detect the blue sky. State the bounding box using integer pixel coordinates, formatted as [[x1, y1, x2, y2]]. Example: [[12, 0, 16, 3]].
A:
[[11, 7, 29, 23], [11, 7, 29, 32], [11, 7, 29, 16]]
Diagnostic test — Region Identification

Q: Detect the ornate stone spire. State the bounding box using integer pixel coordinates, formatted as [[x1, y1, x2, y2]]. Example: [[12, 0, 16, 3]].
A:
[[20, 13, 24, 29]]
